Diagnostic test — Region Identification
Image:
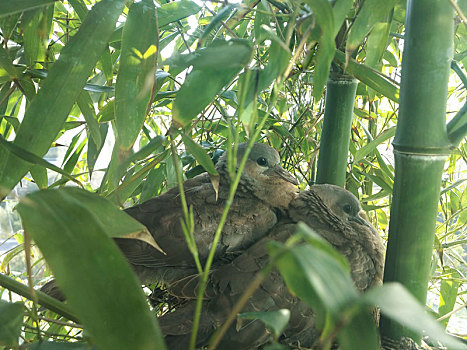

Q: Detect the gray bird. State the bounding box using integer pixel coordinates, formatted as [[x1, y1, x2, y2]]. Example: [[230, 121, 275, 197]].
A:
[[41, 143, 298, 300], [114, 142, 298, 284], [158, 184, 385, 350]]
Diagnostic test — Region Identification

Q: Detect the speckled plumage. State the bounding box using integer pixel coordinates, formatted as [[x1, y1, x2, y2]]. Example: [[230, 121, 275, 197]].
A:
[[159, 184, 385, 350]]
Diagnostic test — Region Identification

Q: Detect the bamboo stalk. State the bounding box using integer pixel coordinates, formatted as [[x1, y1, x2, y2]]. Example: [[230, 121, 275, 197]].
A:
[[316, 71, 357, 187], [380, 0, 454, 343]]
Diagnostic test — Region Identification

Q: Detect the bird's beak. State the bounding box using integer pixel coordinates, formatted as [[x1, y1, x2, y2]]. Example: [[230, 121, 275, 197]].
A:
[[350, 211, 377, 234], [265, 165, 299, 185]]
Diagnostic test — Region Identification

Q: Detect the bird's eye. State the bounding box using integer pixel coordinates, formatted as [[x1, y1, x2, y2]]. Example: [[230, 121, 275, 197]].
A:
[[343, 204, 352, 214], [256, 157, 268, 166]]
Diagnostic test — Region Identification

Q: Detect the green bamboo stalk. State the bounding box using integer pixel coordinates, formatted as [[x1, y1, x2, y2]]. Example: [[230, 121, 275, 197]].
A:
[[316, 71, 357, 187], [380, 0, 454, 344], [0, 273, 79, 323]]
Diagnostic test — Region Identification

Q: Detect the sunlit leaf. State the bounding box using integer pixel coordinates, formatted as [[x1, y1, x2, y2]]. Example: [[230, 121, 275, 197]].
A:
[[0, 300, 23, 347]]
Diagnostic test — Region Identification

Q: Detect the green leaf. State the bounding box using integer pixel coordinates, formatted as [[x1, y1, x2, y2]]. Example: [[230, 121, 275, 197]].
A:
[[362, 283, 466, 349], [0, 0, 127, 197], [0, 135, 80, 188], [335, 50, 399, 102], [0, 0, 56, 17], [346, 0, 398, 55], [337, 307, 379, 350], [180, 134, 218, 175], [30, 164, 48, 189], [0, 46, 20, 78], [238, 309, 290, 339], [16, 188, 167, 350], [157, 0, 202, 28], [303, 0, 336, 100], [21, 8, 47, 68], [68, 0, 88, 21], [115, 0, 157, 152], [172, 39, 252, 126], [0, 300, 23, 347], [269, 228, 358, 322], [353, 126, 396, 163], [77, 91, 102, 149], [438, 267, 461, 328], [332, 0, 354, 36]]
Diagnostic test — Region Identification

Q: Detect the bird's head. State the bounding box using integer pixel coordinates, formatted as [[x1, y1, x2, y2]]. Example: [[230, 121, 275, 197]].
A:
[[217, 143, 299, 209], [309, 184, 375, 230]]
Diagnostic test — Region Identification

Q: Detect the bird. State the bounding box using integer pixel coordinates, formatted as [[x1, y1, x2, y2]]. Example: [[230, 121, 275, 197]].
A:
[[157, 184, 385, 350], [40, 142, 298, 299]]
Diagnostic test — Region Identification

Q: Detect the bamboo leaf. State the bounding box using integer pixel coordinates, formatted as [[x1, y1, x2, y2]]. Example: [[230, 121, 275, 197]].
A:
[[0, 0, 127, 197], [0, 300, 23, 347], [303, 0, 335, 100], [363, 283, 466, 349], [353, 126, 396, 163], [77, 91, 102, 149], [0, 46, 20, 78], [21, 8, 46, 68], [180, 133, 218, 175], [0, 135, 81, 188], [331, 0, 354, 36], [0, 0, 56, 17], [16, 188, 166, 350], [438, 267, 460, 328], [335, 50, 399, 102], [115, 0, 157, 152], [346, 0, 398, 55], [172, 39, 252, 126], [157, 0, 202, 28], [238, 309, 290, 339]]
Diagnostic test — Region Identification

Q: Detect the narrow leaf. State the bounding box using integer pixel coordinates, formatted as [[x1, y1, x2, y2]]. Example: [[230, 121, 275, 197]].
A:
[[334, 50, 400, 102], [172, 39, 252, 126], [157, 0, 202, 28], [0, 0, 56, 17], [353, 126, 396, 163], [346, 0, 398, 55], [0, 0, 127, 197], [180, 134, 218, 175], [115, 0, 157, 151]]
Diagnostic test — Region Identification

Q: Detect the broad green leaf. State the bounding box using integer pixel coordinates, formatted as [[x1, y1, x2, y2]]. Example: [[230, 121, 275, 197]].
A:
[[181, 133, 218, 175], [302, 0, 336, 100], [238, 309, 291, 339], [365, 22, 392, 69], [438, 267, 460, 328], [353, 126, 396, 163], [97, 100, 115, 122], [362, 283, 466, 349], [157, 0, 202, 28], [346, 0, 399, 55], [115, 0, 157, 152], [0, 300, 23, 347], [0, 0, 127, 198], [17, 188, 166, 350], [0, 0, 56, 17], [334, 50, 399, 102], [269, 230, 358, 321], [172, 39, 253, 126]]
